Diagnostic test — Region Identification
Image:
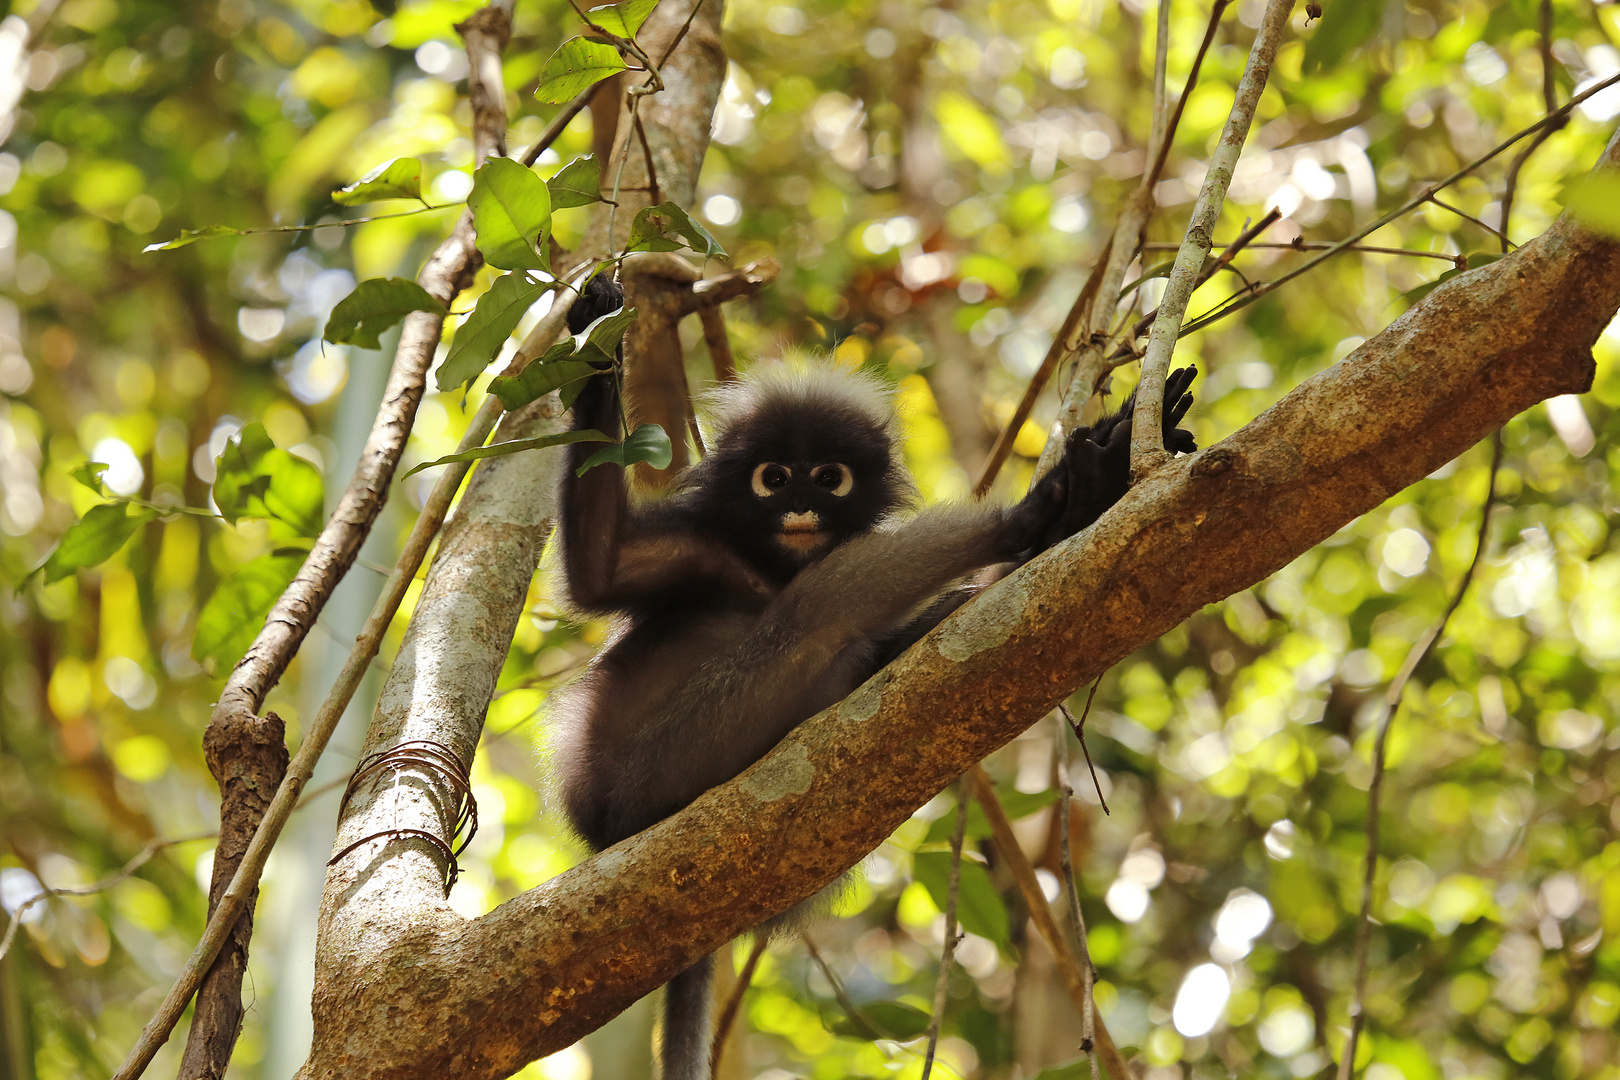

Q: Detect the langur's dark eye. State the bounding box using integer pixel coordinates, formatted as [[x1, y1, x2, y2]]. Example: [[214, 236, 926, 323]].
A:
[[812, 464, 853, 497], [751, 462, 791, 497]]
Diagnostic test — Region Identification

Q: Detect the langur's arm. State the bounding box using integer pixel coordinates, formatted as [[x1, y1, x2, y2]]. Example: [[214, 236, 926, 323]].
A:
[[559, 283, 769, 612]]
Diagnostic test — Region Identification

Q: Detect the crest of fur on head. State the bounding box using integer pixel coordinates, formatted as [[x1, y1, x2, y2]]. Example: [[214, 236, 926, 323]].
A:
[[684, 357, 918, 512]]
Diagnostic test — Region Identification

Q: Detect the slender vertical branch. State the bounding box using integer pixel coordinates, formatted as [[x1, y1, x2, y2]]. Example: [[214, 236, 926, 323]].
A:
[[1130, 0, 1296, 480], [1037, 0, 1229, 477], [966, 765, 1131, 1079], [920, 785, 970, 1080], [1336, 435, 1504, 1080], [1054, 714, 1101, 1080]]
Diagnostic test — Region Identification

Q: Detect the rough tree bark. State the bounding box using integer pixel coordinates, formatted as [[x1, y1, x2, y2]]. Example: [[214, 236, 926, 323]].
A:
[[297, 113, 1620, 1076]]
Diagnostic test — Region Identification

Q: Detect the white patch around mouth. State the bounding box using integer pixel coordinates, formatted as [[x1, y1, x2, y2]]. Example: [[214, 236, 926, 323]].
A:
[[778, 511, 824, 553]]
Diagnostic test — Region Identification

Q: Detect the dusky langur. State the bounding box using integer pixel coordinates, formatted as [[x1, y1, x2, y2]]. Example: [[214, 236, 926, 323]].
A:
[[550, 274, 1196, 1080]]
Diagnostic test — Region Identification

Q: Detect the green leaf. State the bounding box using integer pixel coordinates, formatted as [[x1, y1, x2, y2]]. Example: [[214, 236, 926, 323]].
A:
[[468, 157, 552, 272], [438, 272, 553, 391], [212, 423, 326, 537], [332, 157, 425, 205], [546, 154, 603, 209], [576, 423, 672, 476], [71, 461, 110, 494], [575, 302, 636, 364], [923, 787, 1060, 844], [488, 359, 605, 411], [1302, 0, 1386, 73], [828, 1000, 932, 1041], [935, 91, 1009, 168], [401, 429, 614, 479], [535, 37, 628, 104], [1028, 1059, 1095, 1080], [912, 851, 1010, 949], [584, 0, 660, 38], [1401, 254, 1504, 305], [324, 277, 445, 349], [31, 502, 158, 585], [142, 224, 237, 252], [193, 549, 305, 669], [625, 201, 728, 259]]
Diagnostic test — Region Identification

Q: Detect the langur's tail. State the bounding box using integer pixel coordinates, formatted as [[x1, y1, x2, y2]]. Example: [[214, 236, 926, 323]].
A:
[[662, 953, 715, 1080]]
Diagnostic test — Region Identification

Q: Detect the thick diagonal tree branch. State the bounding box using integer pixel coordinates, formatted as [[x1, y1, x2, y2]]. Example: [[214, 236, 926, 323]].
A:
[[295, 129, 1619, 1080]]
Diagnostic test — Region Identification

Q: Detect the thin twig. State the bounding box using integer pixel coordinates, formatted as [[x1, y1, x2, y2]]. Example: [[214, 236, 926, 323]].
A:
[[1146, 0, 1232, 190], [519, 84, 598, 168], [1059, 686, 1109, 815], [710, 934, 768, 1076], [0, 832, 216, 962], [1500, 0, 1565, 252], [1130, 0, 1295, 480], [965, 765, 1131, 1079], [972, 237, 1111, 497], [919, 785, 970, 1080], [1180, 69, 1620, 337], [803, 933, 884, 1043], [1425, 192, 1515, 248], [1336, 433, 1503, 1080], [1054, 716, 1099, 1080], [1140, 240, 1461, 261], [1036, 0, 1230, 474]]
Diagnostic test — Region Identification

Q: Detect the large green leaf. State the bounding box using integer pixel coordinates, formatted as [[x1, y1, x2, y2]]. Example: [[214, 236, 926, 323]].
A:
[[332, 158, 425, 205], [535, 38, 627, 104], [912, 851, 1010, 950], [488, 359, 604, 411], [584, 0, 659, 38], [32, 502, 158, 585], [212, 423, 326, 537], [546, 154, 603, 209], [324, 277, 444, 349], [468, 157, 552, 272], [625, 201, 727, 259], [401, 429, 614, 479], [193, 549, 306, 670], [576, 423, 672, 476], [438, 272, 553, 391]]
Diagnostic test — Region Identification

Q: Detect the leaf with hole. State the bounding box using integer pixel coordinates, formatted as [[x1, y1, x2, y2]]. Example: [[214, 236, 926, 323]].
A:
[[333, 158, 425, 205], [584, 0, 660, 38], [30, 502, 158, 585], [193, 549, 306, 669], [547, 154, 603, 209], [212, 423, 326, 537], [912, 851, 1010, 949], [438, 272, 553, 391], [324, 277, 444, 349], [625, 201, 728, 259], [576, 423, 672, 476], [535, 37, 627, 104], [469, 157, 552, 272], [401, 429, 615, 479]]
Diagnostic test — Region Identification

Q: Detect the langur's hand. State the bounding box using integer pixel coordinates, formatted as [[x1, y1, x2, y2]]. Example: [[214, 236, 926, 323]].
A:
[[567, 273, 627, 367]]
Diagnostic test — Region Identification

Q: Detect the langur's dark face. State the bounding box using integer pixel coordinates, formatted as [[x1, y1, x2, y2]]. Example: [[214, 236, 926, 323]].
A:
[[695, 403, 900, 576], [748, 458, 860, 560]]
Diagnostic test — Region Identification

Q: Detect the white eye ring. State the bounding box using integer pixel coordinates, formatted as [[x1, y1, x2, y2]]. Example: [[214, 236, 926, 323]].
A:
[[813, 463, 853, 497], [752, 462, 790, 497]]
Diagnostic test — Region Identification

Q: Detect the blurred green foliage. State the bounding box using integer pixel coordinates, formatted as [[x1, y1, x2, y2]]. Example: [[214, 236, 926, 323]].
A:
[[2, 1, 1619, 1079]]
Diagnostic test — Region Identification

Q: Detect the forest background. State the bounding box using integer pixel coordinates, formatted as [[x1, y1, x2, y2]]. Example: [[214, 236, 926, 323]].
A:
[[2, 1, 1620, 1080]]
